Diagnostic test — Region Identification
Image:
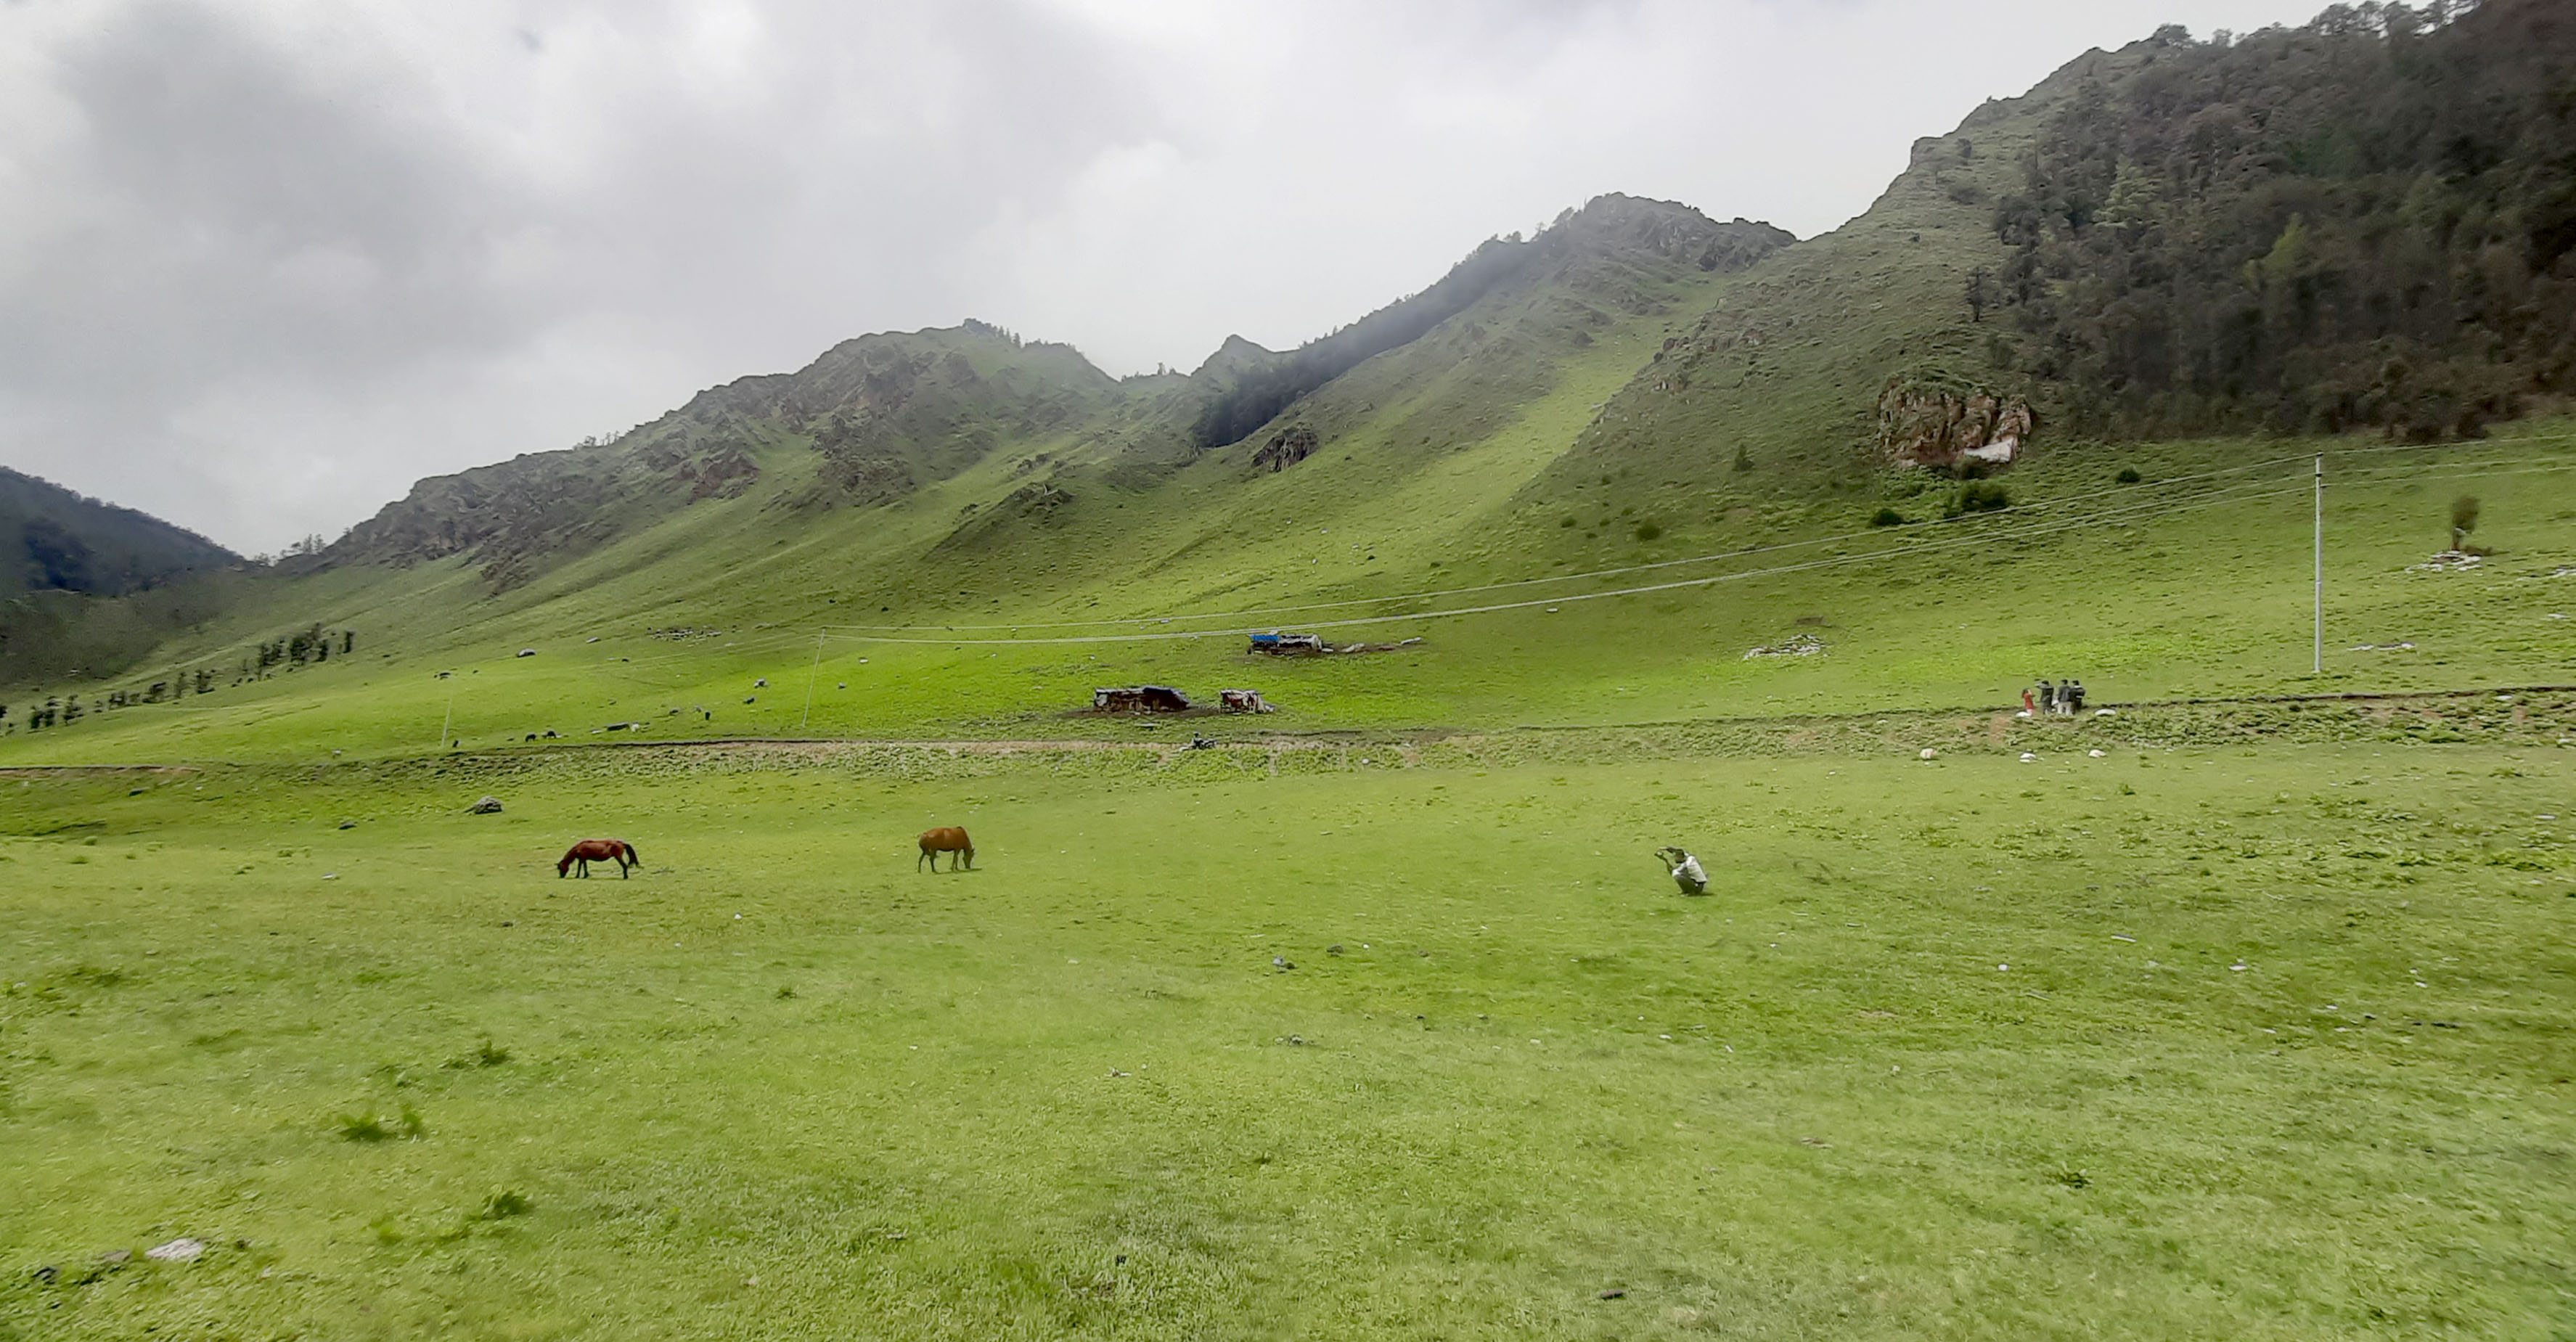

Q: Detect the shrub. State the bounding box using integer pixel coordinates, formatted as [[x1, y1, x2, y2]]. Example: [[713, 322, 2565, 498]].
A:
[[481, 1190, 533, 1219], [1632, 522, 1662, 541], [336, 1112, 391, 1142], [1869, 507, 1905, 527], [2115, 467, 2142, 483], [1946, 481, 2012, 516]]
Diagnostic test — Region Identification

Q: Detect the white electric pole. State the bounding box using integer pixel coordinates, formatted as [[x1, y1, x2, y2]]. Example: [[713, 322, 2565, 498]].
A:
[[798, 632, 825, 732], [2313, 453, 2323, 676]]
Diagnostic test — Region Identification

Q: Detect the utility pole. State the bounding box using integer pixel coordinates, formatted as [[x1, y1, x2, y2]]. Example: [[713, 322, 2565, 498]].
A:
[[798, 632, 825, 733], [2313, 453, 2323, 676]]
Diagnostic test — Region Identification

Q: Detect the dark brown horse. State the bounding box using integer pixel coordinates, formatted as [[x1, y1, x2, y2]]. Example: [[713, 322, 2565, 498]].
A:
[[558, 838, 642, 878], [917, 827, 973, 872]]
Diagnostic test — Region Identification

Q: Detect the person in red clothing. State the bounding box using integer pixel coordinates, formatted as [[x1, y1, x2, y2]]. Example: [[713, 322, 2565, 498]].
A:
[[2021, 686, 2037, 714]]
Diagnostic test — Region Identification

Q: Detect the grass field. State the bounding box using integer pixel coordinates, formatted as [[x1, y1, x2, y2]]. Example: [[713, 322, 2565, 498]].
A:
[[5, 724, 2571, 1338]]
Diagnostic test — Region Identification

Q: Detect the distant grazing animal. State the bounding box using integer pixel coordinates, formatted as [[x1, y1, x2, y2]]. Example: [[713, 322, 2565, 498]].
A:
[[1655, 846, 1708, 896], [917, 827, 975, 872], [557, 838, 642, 878]]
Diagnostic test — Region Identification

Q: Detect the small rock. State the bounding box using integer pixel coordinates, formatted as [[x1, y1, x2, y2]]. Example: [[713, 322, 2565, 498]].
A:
[[1272, 956, 1293, 970], [2019, 752, 2037, 763], [1598, 1288, 1627, 1299], [98, 1249, 131, 1268], [1326, 944, 1344, 955], [31, 1264, 58, 1284], [1918, 748, 1937, 760], [337, 818, 358, 830], [468, 796, 503, 814], [1287, 1034, 1306, 1046], [146, 1238, 205, 1263], [2088, 749, 2106, 758]]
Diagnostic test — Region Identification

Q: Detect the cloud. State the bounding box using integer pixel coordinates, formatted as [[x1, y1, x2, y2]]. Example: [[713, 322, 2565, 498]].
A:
[[0, 0, 2328, 552]]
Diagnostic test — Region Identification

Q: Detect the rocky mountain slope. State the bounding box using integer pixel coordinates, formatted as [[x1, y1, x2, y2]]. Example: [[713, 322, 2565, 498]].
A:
[[313, 193, 1787, 601]]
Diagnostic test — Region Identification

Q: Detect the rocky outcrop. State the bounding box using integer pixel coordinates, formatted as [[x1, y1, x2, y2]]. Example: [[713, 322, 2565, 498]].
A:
[[1190, 335, 1277, 385], [324, 324, 1120, 587], [1876, 377, 2035, 469], [1251, 425, 1320, 473]]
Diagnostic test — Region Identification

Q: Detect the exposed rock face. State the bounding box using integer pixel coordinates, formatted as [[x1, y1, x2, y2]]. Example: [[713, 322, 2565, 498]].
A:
[[1876, 378, 2035, 468], [637, 438, 760, 501], [1190, 335, 1277, 384], [325, 324, 1118, 588], [1251, 425, 1319, 473]]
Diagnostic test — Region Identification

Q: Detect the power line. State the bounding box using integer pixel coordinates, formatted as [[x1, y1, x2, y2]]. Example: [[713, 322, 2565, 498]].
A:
[[814, 451, 2334, 634], [819, 477, 2326, 641], [812, 437, 2575, 636], [815, 483, 2314, 646]]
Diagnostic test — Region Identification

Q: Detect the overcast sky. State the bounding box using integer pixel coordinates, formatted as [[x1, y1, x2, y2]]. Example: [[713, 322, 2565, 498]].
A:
[[3, 0, 2331, 554]]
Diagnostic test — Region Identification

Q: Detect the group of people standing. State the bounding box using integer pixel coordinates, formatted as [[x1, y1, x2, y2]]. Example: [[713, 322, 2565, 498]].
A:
[[2024, 678, 2088, 715]]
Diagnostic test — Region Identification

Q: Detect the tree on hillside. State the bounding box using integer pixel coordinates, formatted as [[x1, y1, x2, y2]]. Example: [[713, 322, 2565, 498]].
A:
[[2450, 494, 2481, 550], [1991, 0, 2576, 442], [1965, 268, 1994, 322]]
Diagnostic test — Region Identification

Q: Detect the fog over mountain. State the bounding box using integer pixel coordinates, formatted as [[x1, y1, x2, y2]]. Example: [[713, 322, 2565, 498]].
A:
[[0, 0, 2323, 553]]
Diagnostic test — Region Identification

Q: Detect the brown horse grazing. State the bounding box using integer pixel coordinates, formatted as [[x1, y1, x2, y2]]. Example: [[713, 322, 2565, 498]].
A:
[[917, 827, 974, 872], [558, 838, 642, 878]]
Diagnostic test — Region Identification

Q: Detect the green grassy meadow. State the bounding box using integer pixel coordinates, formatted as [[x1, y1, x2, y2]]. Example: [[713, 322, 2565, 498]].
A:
[[4, 729, 2572, 1338]]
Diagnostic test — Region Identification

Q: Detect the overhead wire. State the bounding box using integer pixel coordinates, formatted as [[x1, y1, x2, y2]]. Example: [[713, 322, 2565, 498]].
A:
[[811, 450, 2331, 633], [814, 482, 2318, 645]]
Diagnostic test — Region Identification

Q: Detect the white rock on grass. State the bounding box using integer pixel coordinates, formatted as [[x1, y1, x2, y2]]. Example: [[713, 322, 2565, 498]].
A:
[[2019, 752, 2038, 763], [2088, 749, 2107, 758], [146, 1239, 204, 1262], [1918, 748, 1937, 760]]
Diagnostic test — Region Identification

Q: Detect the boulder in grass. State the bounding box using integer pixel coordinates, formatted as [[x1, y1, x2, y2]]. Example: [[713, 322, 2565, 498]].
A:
[[469, 796, 504, 814], [146, 1238, 204, 1263]]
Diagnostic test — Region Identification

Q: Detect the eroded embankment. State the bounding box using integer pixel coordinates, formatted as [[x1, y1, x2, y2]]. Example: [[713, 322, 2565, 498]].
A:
[[7, 689, 2567, 807]]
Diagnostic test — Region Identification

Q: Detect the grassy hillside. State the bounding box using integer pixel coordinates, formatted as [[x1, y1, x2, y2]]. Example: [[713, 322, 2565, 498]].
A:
[[1, 417, 2567, 764], [0, 469, 242, 690], [0, 468, 237, 600]]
